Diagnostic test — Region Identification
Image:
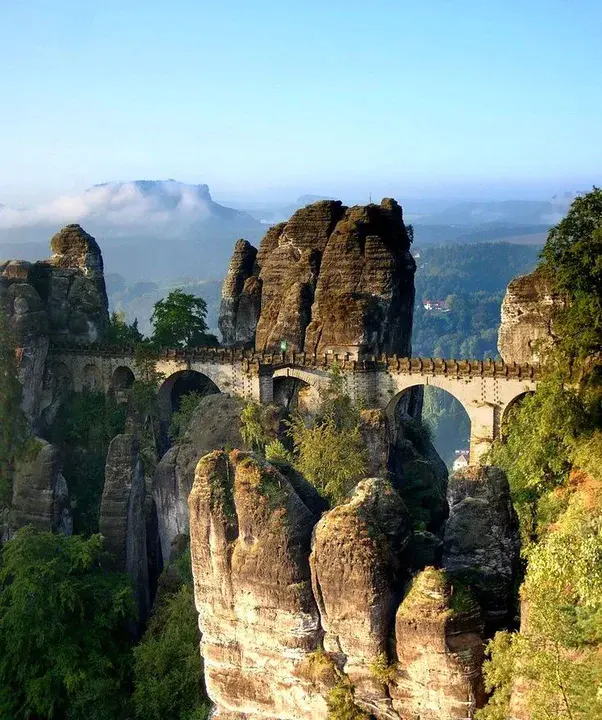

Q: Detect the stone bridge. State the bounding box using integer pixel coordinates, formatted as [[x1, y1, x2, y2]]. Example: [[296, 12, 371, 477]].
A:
[[49, 344, 539, 463]]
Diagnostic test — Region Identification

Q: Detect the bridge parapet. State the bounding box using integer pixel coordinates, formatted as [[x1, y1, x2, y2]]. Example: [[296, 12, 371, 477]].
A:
[[50, 342, 540, 379]]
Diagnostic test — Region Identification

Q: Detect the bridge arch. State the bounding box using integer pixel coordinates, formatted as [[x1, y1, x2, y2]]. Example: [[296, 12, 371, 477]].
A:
[[272, 367, 328, 416], [500, 389, 534, 433], [112, 365, 135, 391], [158, 370, 221, 422], [82, 363, 102, 392]]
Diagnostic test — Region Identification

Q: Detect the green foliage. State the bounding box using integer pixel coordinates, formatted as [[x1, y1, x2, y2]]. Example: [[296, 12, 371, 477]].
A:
[[107, 310, 144, 346], [0, 305, 28, 507], [488, 376, 596, 545], [240, 402, 277, 453], [285, 368, 367, 505], [51, 391, 126, 534], [481, 482, 602, 720], [169, 391, 203, 441], [369, 653, 397, 684], [150, 289, 216, 348], [540, 187, 602, 360], [0, 528, 135, 720], [132, 585, 208, 720], [476, 631, 515, 720], [133, 538, 208, 720], [265, 438, 293, 466], [327, 680, 369, 720], [130, 345, 165, 468]]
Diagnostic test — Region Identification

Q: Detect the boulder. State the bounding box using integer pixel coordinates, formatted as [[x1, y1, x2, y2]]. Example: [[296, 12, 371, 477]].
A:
[[99, 433, 150, 622], [442, 465, 520, 632], [310, 478, 411, 711], [189, 450, 328, 719], [9, 438, 72, 536], [498, 266, 565, 364], [391, 567, 485, 720]]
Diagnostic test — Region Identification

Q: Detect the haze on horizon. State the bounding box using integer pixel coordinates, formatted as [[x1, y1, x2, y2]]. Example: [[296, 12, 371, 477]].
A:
[[1, 0, 600, 208]]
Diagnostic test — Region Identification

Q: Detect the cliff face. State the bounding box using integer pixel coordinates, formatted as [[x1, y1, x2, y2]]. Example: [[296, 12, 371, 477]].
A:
[[188, 453, 515, 720], [497, 266, 564, 364], [0, 224, 109, 428], [219, 199, 416, 356]]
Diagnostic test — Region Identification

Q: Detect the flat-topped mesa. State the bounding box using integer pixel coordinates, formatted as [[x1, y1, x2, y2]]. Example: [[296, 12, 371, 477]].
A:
[[498, 265, 565, 365], [218, 198, 416, 357]]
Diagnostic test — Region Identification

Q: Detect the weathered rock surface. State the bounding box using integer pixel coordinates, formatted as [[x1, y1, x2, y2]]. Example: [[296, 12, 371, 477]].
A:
[[391, 567, 485, 720], [310, 478, 411, 713], [219, 239, 260, 347], [100, 434, 149, 622], [498, 266, 565, 364], [0, 224, 109, 428], [153, 393, 286, 563], [219, 199, 416, 357], [189, 450, 327, 719], [443, 465, 520, 632], [9, 438, 72, 536]]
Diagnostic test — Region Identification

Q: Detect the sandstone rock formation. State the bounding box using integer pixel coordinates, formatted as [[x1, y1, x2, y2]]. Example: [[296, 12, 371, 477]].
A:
[[9, 438, 72, 537], [189, 450, 327, 719], [391, 567, 485, 720], [100, 433, 149, 622], [219, 239, 260, 347], [153, 393, 286, 563], [310, 478, 411, 714], [443, 465, 520, 632], [498, 266, 565, 364], [219, 199, 416, 357], [0, 224, 109, 429]]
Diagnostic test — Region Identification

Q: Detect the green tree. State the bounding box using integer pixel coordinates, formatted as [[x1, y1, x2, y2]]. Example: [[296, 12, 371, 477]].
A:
[[169, 391, 203, 441], [107, 310, 144, 346], [51, 391, 126, 534], [540, 187, 602, 361], [130, 345, 166, 467], [0, 305, 28, 506], [0, 528, 135, 720], [285, 368, 367, 505], [132, 544, 209, 720], [150, 289, 216, 348]]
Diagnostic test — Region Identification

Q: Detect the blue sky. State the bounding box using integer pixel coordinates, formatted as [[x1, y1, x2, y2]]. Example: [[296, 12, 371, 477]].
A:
[[1, 0, 600, 205]]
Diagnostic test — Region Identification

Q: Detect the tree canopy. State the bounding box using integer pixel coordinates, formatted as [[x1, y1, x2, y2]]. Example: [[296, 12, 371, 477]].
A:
[[150, 289, 216, 348], [0, 528, 135, 720]]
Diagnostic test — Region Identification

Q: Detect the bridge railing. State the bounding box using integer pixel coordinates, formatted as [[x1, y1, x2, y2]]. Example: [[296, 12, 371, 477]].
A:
[[49, 342, 539, 379]]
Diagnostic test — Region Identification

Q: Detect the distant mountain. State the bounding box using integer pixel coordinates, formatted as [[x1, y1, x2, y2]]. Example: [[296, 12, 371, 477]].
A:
[[418, 200, 567, 226], [226, 194, 337, 224], [0, 180, 264, 281]]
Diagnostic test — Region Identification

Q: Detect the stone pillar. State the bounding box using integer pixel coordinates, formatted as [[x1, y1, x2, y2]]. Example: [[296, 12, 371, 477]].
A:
[[468, 404, 496, 464]]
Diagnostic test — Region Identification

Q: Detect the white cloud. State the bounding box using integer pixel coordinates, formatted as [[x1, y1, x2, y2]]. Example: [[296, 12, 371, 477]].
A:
[[0, 180, 215, 230]]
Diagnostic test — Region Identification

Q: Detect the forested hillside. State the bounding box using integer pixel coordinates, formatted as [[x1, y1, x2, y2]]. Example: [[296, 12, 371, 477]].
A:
[[412, 243, 541, 358]]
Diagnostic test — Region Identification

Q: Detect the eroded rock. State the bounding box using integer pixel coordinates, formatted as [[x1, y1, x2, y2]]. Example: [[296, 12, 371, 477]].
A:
[[218, 198, 416, 357], [189, 450, 327, 719], [100, 433, 149, 622], [9, 438, 72, 536], [310, 478, 411, 711], [498, 266, 565, 364], [391, 567, 485, 720], [443, 465, 520, 632]]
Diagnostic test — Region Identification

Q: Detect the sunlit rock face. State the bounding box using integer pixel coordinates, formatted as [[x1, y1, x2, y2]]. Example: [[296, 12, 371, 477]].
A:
[[218, 198, 416, 357], [498, 266, 565, 364], [188, 450, 328, 720], [391, 567, 485, 720]]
